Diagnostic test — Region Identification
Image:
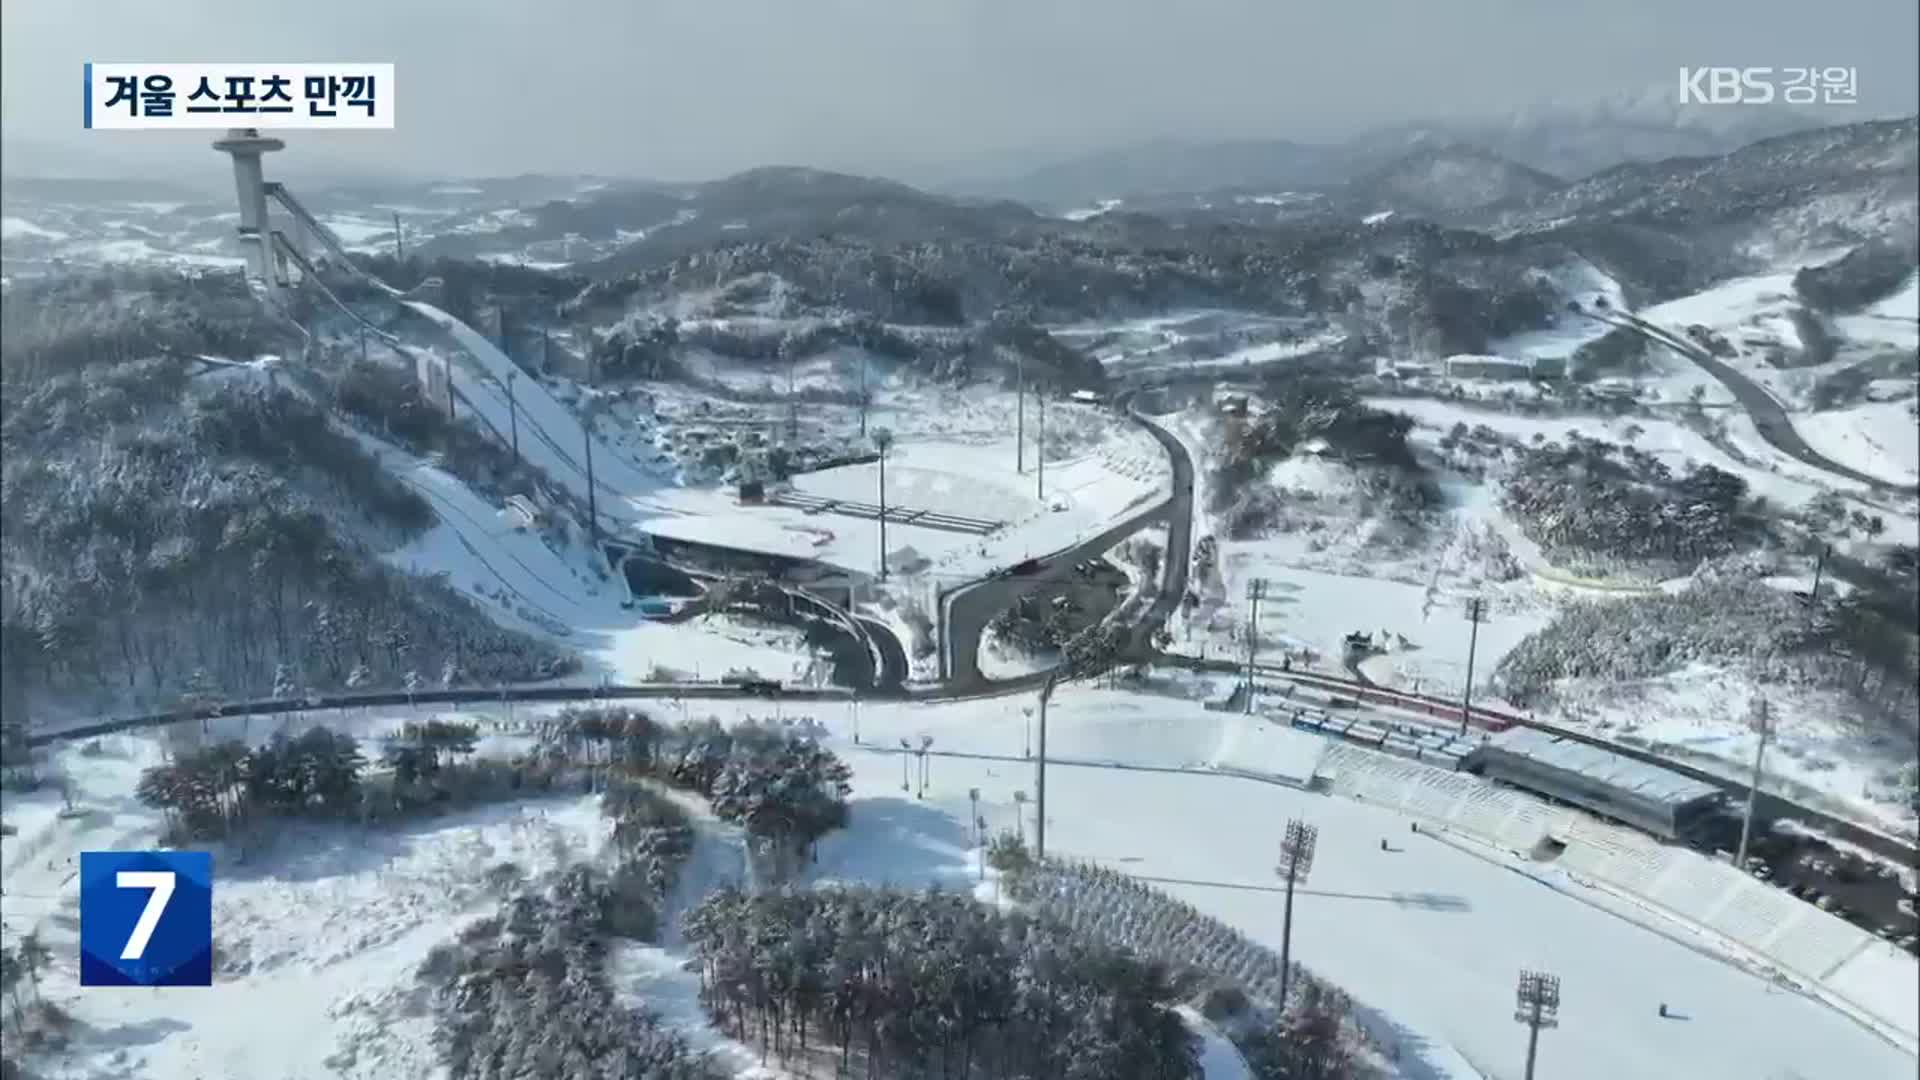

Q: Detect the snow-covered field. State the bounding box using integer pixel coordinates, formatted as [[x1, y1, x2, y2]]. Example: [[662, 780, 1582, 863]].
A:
[[6, 687, 1912, 1080]]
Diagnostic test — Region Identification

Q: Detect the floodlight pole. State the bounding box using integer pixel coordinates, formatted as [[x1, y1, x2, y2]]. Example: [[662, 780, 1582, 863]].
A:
[[1246, 578, 1267, 714], [1035, 674, 1058, 861], [506, 369, 520, 465], [1036, 383, 1047, 501], [1462, 597, 1489, 735], [1735, 698, 1773, 872], [1276, 818, 1317, 1011], [1514, 970, 1560, 1080], [1016, 352, 1025, 474]]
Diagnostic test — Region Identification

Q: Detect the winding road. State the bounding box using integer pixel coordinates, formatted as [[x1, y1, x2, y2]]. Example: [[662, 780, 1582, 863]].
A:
[[938, 398, 1196, 692], [1594, 308, 1918, 498]]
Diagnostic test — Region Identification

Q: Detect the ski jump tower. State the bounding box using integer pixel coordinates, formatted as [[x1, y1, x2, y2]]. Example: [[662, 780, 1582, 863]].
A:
[[212, 127, 287, 296]]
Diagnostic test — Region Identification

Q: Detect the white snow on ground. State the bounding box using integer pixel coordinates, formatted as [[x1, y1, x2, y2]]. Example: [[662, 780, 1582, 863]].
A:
[[404, 300, 669, 517], [1798, 400, 1920, 487], [1490, 257, 1627, 360], [7, 686, 1915, 1080], [318, 217, 394, 249], [1, 216, 68, 241], [639, 409, 1167, 586], [1059, 198, 1122, 221], [1375, 397, 1913, 543], [71, 238, 245, 269], [1549, 664, 1920, 842], [352, 433, 830, 684]]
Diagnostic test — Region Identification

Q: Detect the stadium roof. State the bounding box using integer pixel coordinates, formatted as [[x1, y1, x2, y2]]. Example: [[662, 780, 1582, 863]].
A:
[[1483, 727, 1724, 808]]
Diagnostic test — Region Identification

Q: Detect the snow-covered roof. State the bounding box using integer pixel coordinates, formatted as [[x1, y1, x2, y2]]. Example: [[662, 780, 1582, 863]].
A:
[[1481, 727, 1724, 809]]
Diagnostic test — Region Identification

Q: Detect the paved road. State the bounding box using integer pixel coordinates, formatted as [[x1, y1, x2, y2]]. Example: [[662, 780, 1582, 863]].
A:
[[1605, 311, 1918, 498], [938, 400, 1196, 691], [854, 615, 910, 689]]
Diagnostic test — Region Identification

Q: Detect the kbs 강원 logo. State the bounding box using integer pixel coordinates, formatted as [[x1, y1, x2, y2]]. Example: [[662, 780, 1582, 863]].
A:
[[79, 851, 213, 987], [1678, 67, 1859, 106]]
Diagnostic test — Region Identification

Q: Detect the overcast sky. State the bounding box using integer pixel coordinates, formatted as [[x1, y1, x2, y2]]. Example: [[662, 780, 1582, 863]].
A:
[[3, 0, 1916, 183]]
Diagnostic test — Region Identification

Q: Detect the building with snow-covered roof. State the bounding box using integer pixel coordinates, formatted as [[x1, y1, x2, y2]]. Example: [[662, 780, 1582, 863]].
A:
[[1465, 727, 1728, 841]]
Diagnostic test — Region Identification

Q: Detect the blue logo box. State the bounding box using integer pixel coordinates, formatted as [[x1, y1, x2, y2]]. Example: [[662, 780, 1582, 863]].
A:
[[79, 851, 213, 987]]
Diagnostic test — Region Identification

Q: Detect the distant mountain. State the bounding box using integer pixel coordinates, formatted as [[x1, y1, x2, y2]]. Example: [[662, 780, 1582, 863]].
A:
[[968, 88, 1839, 210], [1340, 143, 1564, 216], [1488, 117, 1918, 237], [965, 137, 1341, 210]]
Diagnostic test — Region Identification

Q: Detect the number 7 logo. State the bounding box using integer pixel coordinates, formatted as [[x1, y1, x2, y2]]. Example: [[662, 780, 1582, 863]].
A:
[[80, 852, 213, 987], [116, 870, 176, 960]]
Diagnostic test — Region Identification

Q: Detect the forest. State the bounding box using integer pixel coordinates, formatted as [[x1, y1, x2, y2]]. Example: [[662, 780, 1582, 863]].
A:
[[684, 885, 1198, 1080], [1499, 432, 1773, 574], [1495, 562, 1920, 731], [1213, 376, 1438, 540], [0, 272, 578, 721]]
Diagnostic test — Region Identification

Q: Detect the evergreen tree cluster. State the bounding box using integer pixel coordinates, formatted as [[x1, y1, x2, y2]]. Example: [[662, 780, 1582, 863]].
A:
[[540, 710, 853, 867], [416, 866, 718, 1080], [1496, 568, 1920, 723], [1501, 434, 1769, 573], [683, 884, 1199, 1079], [135, 726, 368, 840], [1005, 861, 1367, 1080]]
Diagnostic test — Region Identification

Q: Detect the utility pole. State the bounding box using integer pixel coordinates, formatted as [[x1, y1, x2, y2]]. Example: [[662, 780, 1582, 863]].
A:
[[873, 428, 894, 581], [1276, 818, 1318, 1010], [1035, 673, 1058, 860], [1036, 382, 1047, 501], [1514, 970, 1561, 1080], [1016, 352, 1026, 474], [898, 738, 912, 792], [445, 355, 457, 422], [583, 408, 600, 550], [1461, 597, 1489, 735], [859, 350, 870, 439], [917, 734, 934, 797], [1735, 698, 1774, 872], [969, 787, 983, 881], [505, 370, 520, 465], [1245, 578, 1267, 714]]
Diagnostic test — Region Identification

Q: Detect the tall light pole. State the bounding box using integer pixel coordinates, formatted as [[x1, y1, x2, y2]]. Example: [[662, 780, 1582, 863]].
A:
[[1736, 698, 1774, 872], [1514, 970, 1561, 1080], [917, 733, 934, 798], [583, 403, 600, 551], [1035, 673, 1059, 860], [898, 737, 912, 792], [1246, 578, 1268, 715], [970, 787, 984, 881], [1035, 381, 1047, 501], [1022, 704, 1034, 759], [505, 369, 520, 465], [1461, 596, 1489, 735], [1012, 790, 1028, 846], [1276, 818, 1318, 1011], [1016, 352, 1026, 474], [872, 428, 894, 581]]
